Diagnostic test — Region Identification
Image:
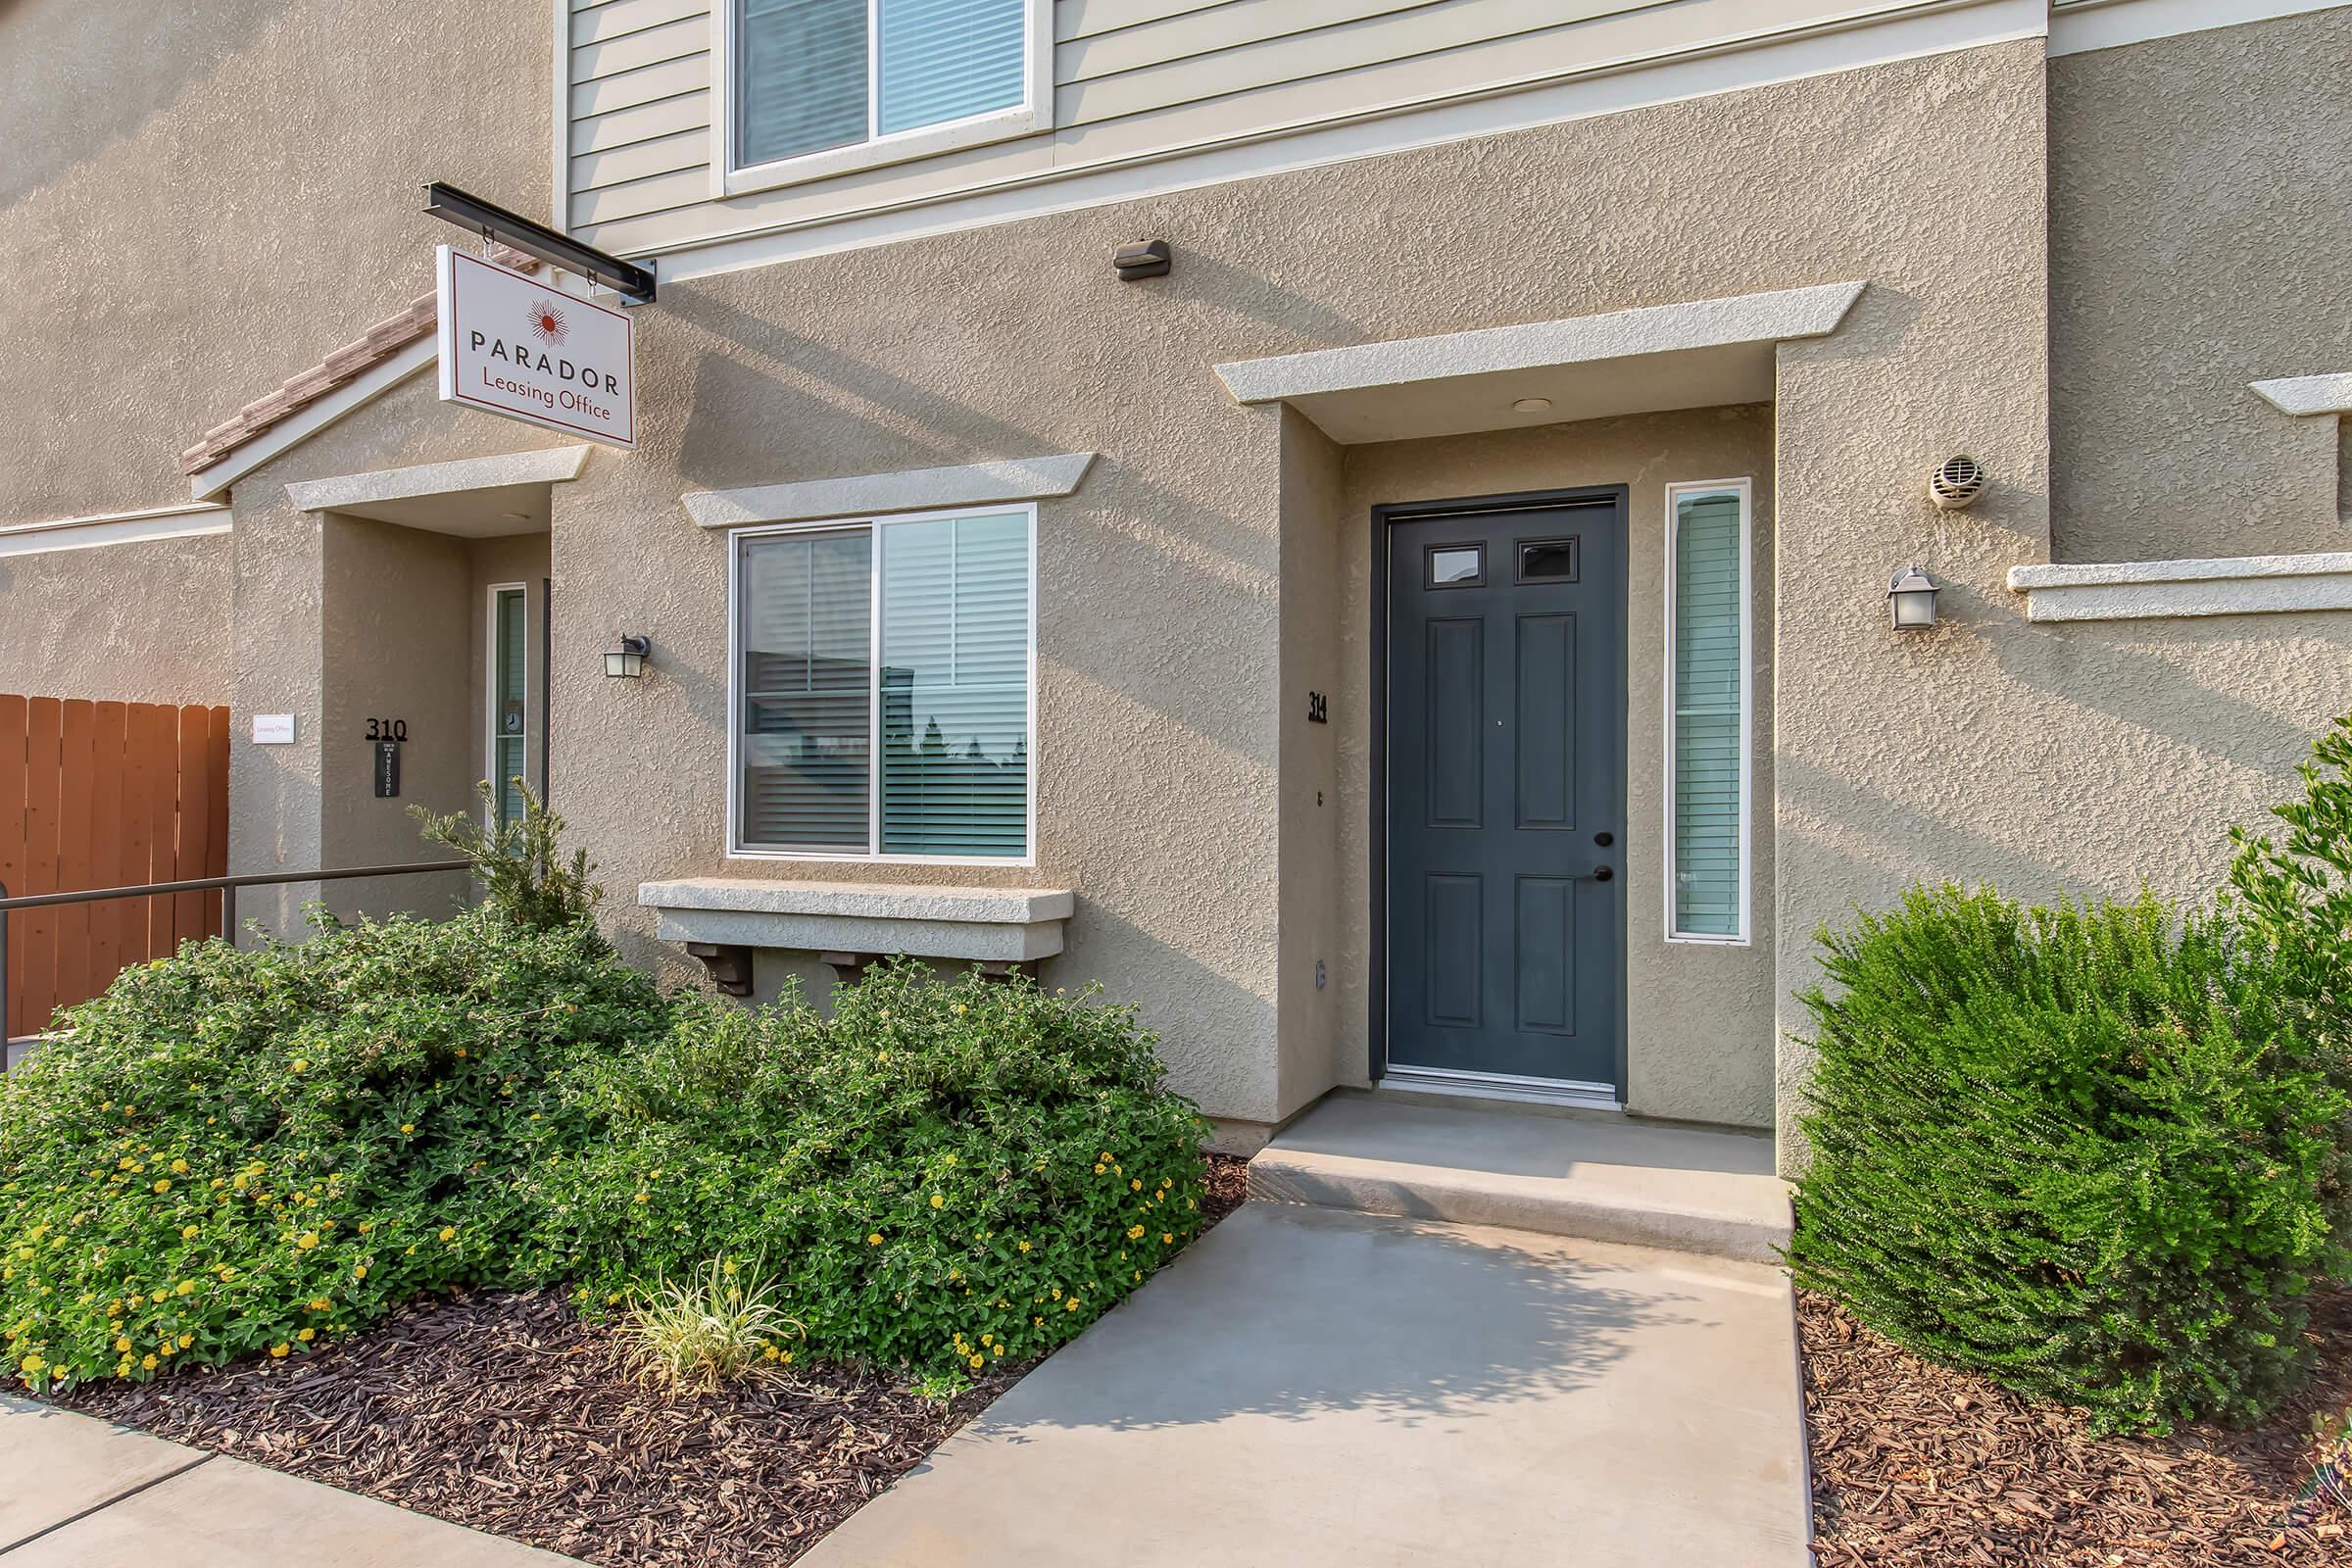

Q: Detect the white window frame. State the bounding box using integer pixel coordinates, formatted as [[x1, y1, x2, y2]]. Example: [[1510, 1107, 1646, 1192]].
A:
[[1661, 477, 1752, 947], [485, 581, 530, 831], [714, 0, 1054, 199], [724, 502, 1039, 866]]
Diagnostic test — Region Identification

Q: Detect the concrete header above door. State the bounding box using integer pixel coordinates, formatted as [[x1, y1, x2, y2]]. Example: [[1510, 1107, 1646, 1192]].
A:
[[1213, 281, 1866, 443]]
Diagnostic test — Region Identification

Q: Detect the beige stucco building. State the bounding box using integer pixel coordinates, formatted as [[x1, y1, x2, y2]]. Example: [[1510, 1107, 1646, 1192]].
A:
[[5, 0, 2348, 1168]]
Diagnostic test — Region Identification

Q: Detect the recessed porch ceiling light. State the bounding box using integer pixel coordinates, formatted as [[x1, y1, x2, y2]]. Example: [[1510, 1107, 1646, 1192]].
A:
[[1510, 397, 1553, 414]]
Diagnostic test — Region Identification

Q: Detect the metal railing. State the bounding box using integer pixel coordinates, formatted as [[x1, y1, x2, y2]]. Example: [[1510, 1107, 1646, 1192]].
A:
[[0, 859, 471, 1060]]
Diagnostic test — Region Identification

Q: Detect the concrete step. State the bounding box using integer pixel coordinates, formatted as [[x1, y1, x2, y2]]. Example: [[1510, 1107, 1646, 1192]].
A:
[[1249, 1094, 1791, 1263]]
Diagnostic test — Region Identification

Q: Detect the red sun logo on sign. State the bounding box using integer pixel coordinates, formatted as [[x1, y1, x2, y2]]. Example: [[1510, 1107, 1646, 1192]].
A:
[[526, 299, 569, 347]]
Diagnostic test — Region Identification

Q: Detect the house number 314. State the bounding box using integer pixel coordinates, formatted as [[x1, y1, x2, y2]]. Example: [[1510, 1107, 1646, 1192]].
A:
[[364, 718, 410, 742]]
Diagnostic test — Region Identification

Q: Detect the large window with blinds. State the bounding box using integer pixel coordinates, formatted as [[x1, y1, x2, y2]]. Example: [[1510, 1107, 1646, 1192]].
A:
[[728, 0, 1045, 187], [1664, 480, 1751, 944], [731, 506, 1034, 861]]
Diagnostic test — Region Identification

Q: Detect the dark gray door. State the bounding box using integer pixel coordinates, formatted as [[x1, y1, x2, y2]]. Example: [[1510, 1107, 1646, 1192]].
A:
[[1385, 495, 1624, 1088]]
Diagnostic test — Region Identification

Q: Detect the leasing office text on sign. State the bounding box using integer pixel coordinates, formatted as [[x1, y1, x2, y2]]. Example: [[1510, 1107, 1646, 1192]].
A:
[[435, 246, 635, 449]]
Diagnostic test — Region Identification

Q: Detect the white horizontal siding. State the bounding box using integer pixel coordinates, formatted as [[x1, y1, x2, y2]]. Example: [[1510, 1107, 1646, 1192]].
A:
[[564, 0, 2008, 252], [573, 0, 711, 45]]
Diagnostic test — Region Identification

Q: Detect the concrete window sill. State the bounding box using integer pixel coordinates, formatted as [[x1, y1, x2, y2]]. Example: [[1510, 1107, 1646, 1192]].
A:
[[2006, 550, 2352, 622], [637, 878, 1074, 963]]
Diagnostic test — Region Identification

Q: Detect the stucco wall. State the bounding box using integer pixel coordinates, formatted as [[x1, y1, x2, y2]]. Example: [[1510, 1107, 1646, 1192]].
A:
[[1275, 409, 1348, 1124], [516, 37, 2057, 1136], [0, 0, 547, 524], [2050, 7, 2352, 563], [0, 534, 231, 706], [1335, 406, 1779, 1130], [318, 515, 475, 922], [225, 374, 578, 938]]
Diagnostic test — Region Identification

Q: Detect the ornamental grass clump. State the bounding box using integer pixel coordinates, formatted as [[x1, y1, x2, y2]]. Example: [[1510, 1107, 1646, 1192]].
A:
[[0, 906, 667, 1393], [618, 1257, 804, 1395], [1788, 885, 2351, 1435], [542, 959, 1213, 1384]]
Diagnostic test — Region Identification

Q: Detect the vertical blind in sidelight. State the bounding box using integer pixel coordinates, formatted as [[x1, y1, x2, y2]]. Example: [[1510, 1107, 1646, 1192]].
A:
[[1671, 489, 1745, 938]]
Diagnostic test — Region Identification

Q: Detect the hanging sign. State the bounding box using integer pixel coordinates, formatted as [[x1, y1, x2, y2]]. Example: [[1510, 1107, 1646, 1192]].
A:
[[436, 246, 635, 449]]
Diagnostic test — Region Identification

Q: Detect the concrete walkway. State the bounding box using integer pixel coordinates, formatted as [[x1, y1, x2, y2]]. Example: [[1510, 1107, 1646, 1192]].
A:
[[0, 1397, 580, 1566], [800, 1200, 1812, 1567]]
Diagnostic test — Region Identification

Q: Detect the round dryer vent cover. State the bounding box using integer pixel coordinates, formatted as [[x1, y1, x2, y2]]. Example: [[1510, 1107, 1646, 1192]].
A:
[[1929, 455, 1986, 510]]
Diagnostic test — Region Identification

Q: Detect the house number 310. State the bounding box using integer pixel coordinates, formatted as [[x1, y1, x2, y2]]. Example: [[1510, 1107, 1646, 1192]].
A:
[[364, 718, 410, 742]]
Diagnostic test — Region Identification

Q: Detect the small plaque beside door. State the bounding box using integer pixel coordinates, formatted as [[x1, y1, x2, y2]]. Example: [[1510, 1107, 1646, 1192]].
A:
[[373, 740, 401, 799]]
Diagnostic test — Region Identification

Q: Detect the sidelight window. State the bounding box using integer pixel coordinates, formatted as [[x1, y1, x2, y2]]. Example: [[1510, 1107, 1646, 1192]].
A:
[[1664, 480, 1750, 944], [730, 505, 1034, 861]]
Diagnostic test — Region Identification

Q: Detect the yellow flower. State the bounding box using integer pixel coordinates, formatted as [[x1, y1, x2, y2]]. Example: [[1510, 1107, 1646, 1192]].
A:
[[930, 1193, 945, 1209], [309, 1298, 332, 1311], [357, 1221, 372, 1234], [969, 1353, 984, 1369], [633, 1192, 649, 1204], [291, 1059, 308, 1073], [1126, 1225, 1145, 1240], [115, 1336, 131, 1352], [174, 1280, 196, 1297], [151, 1179, 172, 1194], [763, 1344, 779, 1360], [18, 1354, 41, 1374], [1065, 1298, 1080, 1311], [438, 1227, 457, 1243], [297, 1328, 316, 1343], [171, 1159, 188, 1175], [940, 1153, 956, 1166], [232, 1173, 249, 1192], [296, 1233, 318, 1250], [779, 1349, 794, 1364], [1161, 1234, 1174, 1245], [867, 1233, 884, 1247], [1016, 1240, 1031, 1252], [156, 1344, 173, 1358], [179, 1225, 199, 1240], [177, 1334, 192, 1348], [953, 1003, 967, 1015], [140, 1354, 158, 1371], [1131, 1179, 1142, 1191], [721, 1260, 738, 1277], [352, 1264, 368, 1281], [269, 1344, 289, 1358], [400, 1124, 415, 1135]]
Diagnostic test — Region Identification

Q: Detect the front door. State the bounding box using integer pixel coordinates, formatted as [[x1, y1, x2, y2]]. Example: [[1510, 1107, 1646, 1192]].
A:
[[1383, 492, 1625, 1091]]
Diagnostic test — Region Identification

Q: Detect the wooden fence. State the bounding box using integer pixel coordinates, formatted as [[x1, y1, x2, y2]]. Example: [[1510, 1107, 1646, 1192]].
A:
[[0, 698, 230, 1039]]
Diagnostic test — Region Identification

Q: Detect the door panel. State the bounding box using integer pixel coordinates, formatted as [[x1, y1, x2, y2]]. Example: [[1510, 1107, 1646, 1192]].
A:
[[1385, 496, 1624, 1088]]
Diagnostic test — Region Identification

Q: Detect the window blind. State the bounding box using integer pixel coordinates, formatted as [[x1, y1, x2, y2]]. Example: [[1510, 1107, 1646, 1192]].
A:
[[738, 0, 868, 167], [878, 512, 1029, 857], [738, 530, 873, 851], [1671, 491, 1745, 938], [876, 0, 1026, 136]]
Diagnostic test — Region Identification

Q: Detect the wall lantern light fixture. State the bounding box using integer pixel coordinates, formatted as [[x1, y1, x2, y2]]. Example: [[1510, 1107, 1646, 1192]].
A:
[[604, 635, 651, 678], [1886, 565, 1940, 630]]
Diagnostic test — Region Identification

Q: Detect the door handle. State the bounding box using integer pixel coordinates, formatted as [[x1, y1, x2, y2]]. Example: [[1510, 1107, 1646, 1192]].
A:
[[1593, 831, 1613, 848], [1591, 866, 1613, 883]]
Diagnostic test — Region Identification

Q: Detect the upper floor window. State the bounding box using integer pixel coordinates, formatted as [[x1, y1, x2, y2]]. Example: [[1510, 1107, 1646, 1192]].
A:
[[726, 0, 1047, 191]]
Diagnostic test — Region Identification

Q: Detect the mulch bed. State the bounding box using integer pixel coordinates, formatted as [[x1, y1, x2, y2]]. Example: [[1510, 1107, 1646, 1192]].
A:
[[1801, 1286, 2352, 1566], [55, 1152, 1251, 1567]]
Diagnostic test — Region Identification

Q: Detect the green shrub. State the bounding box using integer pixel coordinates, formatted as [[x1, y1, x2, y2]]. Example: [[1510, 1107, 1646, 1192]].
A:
[[1788, 885, 2350, 1434], [540, 960, 1213, 1382], [0, 908, 666, 1391], [2229, 714, 2352, 1083], [412, 780, 600, 932]]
